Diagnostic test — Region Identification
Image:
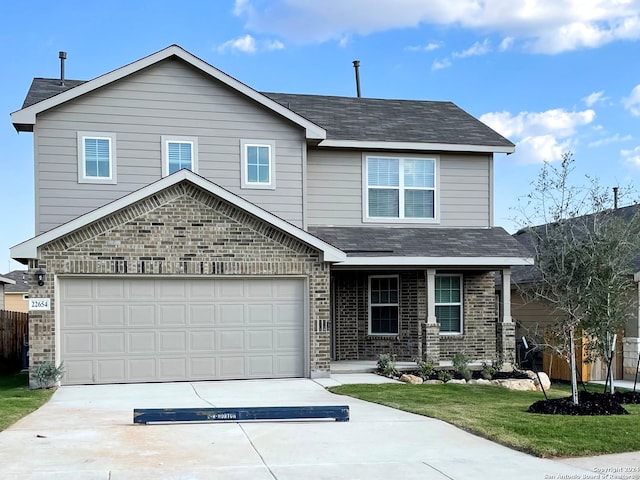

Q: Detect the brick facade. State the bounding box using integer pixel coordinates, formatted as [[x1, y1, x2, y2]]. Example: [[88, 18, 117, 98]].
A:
[[27, 181, 331, 381], [333, 270, 505, 364]]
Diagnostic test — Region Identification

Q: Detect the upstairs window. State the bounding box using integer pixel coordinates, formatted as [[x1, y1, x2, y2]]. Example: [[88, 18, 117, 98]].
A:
[[436, 274, 463, 334], [241, 139, 276, 189], [162, 137, 198, 176], [77, 132, 116, 184], [365, 156, 436, 221], [368, 275, 399, 335]]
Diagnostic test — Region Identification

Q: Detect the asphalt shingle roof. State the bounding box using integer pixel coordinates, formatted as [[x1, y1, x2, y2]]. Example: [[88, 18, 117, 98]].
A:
[[308, 226, 532, 260], [19, 79, 513, 148], [1, 270, 29, 293]]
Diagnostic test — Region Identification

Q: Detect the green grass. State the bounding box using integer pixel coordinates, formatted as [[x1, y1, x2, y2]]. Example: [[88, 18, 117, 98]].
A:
[[329, 382, 640, 458], [0, 373, 53, 431]]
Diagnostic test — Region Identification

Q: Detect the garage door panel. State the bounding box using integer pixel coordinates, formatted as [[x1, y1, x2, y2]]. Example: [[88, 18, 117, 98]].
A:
[[97, 359, 126, 382], [218, 330, 245, 351], [190, 331, 215, 351], [65, 360, 94, 384], [60, 277, 305, 384], [159, 358, 187, 379], [159, 305, 187, 325], [247, 305, 274, 324], [96, 332, 125, 354], [190, 305, 215, 325], [129, 358, 156, 380], [63, 332, 93, 354], [96, 305, 125, 326], [129, 305, 156, 326], [159, 331, 187, 352], [129, 331, 156, 353], [218, 304, 244, 324], [62, 305, 94, 328]]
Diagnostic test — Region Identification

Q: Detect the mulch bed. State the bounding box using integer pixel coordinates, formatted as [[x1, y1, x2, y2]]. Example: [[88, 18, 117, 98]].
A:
[[528, 390, 640, 416]]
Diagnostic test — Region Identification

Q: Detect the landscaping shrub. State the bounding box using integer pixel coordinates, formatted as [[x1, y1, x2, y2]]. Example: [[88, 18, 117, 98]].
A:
[[376, 353, 397, 377]]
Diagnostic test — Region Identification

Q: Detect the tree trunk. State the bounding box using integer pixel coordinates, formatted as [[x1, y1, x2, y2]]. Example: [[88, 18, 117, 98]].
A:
[[608, 351, 616, 395], [569, 327, 579, 405]]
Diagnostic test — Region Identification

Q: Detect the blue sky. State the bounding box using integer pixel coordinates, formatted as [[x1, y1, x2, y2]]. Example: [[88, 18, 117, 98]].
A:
[[3, 0, 640, 272]]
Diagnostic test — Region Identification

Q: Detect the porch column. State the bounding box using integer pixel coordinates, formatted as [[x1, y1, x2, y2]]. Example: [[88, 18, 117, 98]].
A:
[[424, 268, 440, 363], [496, 268, 515, 364]]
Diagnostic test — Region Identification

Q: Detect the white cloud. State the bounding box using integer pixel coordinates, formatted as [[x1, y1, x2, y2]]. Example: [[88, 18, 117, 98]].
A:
[[499, 37, 515, 51], [217, 35, 286, 54], [452, 39, 491, 58], [218, 34, 257, 54], [621, 145, 640, 166], [480, 108, 596, 163], [582, 90, 606, 107], [233, 0, 640, 54], [407, 42, 442, 52], [588, 133, 632, 147], [623, 84, 640, 115], [431, 58, 452, 70]]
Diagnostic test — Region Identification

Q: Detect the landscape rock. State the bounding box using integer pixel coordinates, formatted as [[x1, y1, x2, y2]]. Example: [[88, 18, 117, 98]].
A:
[[494, 379, 538, 391], [447, 379, 466, 384], [399, 374, 424, 385], [468, 379, 492, 385], [423, 380, 444, 385], [525, 371, 551, 391]]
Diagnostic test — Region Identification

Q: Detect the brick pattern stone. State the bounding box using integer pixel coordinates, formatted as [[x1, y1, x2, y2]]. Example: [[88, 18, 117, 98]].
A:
[[28, 181, 331, 380], [622, 337, 640, 381]]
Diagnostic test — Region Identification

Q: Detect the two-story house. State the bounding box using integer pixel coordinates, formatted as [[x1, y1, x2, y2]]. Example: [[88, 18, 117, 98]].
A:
[[10, 45, 532, 386]]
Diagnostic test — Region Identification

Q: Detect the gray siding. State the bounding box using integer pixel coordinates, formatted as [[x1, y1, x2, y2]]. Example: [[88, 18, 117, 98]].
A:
[[307, 149, 492, 228], [34, 58, 305, 234]]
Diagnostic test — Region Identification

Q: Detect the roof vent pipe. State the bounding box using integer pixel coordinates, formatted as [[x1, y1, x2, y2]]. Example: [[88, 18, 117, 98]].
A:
[[352, 60, 361, 98], [613, 186, 619, 209], [59, 51, 67, 86]]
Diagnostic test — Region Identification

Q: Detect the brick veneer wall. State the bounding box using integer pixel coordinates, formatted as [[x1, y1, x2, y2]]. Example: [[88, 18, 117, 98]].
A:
[[333, 270, 500, 363], [332, 271, 421, 361], [27, 181, 331, 382]]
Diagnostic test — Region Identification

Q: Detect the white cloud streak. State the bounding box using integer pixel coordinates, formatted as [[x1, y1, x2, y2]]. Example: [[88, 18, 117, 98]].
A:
[[217, 34, 285, 54], [233, 0, 640, 54], [621, 145, 640, 166], [480, 108, 596, 163], [582, 90, 606, 107], [623, 84, 640, 115]]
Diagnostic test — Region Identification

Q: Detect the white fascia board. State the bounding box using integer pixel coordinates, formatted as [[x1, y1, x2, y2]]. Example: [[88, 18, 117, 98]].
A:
[[0, 276, 16, 285], [318, 139, 515, 154], [11, 45, 326, 141], [336, 256, 534, 267], [11, 170, 345, 263]]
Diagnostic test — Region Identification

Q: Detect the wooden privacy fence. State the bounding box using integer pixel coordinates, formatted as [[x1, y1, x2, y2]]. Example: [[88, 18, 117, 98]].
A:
[[0, 310, 28, 373]]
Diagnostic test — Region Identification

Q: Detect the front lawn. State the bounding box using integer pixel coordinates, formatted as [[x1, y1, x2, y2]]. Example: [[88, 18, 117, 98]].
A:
[[329, 382, 640, 458], [0, 373, 53, 431]]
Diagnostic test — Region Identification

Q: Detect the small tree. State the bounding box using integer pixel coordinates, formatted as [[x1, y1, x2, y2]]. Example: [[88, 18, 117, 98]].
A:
[[515, 153, 640, 403]]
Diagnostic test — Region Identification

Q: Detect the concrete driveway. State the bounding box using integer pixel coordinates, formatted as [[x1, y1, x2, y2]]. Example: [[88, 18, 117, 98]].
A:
[[1, 375, 638, 479]]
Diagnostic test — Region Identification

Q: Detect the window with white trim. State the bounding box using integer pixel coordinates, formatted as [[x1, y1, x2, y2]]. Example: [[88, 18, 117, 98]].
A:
[[241, 139, 276, 189], [162, 136, 198, 176], [77, 132, 116, 184], [368, 275, 399, 335], [365, 156, 436, 220], [435, 274, 463, 334]]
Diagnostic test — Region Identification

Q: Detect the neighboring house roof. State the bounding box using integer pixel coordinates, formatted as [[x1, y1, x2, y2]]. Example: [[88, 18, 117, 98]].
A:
[[10, 170, 346, 264], [309, 226, 533, 267], [263, 92, 514, 153], [509, 204, 640, 286], [13, 45, 513, 153], [11, 45, 326, 140], [1, 270, 28, 293]]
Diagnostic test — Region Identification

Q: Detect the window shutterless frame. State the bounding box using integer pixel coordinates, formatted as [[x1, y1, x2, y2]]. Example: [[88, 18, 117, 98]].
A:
[[240, 139, 276, 189], [363, 154, 438, 223], [161, 136, 198, 177], [77, 132, 117, 184], [435, 274, 463, 335], [368, 274, 400, 336]]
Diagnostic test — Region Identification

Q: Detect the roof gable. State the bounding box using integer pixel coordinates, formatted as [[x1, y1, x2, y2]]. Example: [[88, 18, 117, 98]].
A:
[[11, 45, 326, 140], [11, 170, 345, 263]]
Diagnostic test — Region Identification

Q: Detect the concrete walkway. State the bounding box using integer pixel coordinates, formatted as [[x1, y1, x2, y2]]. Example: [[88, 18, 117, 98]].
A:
[[0, 375, 637, 479]]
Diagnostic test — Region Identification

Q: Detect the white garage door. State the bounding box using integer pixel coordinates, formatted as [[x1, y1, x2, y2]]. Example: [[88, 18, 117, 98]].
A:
[[59, 277, 305, 385]]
